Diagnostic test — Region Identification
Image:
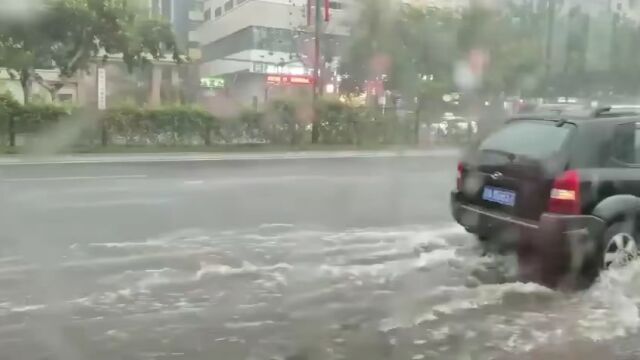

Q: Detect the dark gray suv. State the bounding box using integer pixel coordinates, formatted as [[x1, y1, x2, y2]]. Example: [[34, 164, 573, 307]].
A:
[[451, 107, 640, 288]]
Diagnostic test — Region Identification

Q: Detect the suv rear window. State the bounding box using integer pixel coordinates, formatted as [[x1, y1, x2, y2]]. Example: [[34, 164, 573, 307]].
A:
[[479, 121, 572, 159]]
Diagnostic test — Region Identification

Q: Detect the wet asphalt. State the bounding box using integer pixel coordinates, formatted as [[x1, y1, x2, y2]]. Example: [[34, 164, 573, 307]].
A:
[[0, 153, 639, 360]]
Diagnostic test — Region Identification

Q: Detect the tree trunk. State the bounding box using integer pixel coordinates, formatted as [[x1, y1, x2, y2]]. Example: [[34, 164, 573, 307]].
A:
[[8, 115, 15, 147], [10, 69, 32, 147], [101, 118, 109, 147], [414, 106, 421, 146], [311, 119, 320, 144], [20, 68, 30, 105]]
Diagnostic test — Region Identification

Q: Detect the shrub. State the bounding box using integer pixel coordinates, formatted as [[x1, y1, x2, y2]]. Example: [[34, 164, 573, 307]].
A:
[[0, 94, 423, 149], [15, 103, 70, 134], [0, 93, 21, 143], [238, 109, 267, 143], [316, 98, 363, 145], [147, 106, 217, 145], [102, 105, 145, 145], [263, 99, 307, 145], [217, 109, 268, 144], [102, 105, 217, 146]]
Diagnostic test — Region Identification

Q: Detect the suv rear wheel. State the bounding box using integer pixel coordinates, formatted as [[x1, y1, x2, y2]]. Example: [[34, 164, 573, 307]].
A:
[[603, 222, 639, 269]]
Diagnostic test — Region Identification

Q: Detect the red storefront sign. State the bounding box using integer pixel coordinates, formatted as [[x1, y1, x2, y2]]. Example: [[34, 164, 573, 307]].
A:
[[266, 74, 315, 85]]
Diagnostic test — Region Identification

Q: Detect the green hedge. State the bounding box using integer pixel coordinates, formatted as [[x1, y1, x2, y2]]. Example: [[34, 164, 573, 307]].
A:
[[16, 103, 70, 133], [0, 93, 72, 146], [316, 98, 365, 145], [0, 92, 423, 148], [103, 105, 217, 146]]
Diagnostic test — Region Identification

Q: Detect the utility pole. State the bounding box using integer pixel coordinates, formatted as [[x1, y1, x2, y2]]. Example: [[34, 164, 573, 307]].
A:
[[311, 0, 323, 144]]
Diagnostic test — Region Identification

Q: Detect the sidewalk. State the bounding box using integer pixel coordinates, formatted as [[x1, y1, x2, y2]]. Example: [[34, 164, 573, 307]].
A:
[[0, 149, 460, 165]]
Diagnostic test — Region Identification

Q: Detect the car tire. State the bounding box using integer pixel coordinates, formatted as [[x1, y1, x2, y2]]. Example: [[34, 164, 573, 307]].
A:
[[565, 221, 638, 289], [601, 221, 639, 270]]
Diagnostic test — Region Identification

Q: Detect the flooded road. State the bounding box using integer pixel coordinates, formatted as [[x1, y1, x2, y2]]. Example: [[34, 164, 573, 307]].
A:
[[0, 153, 639, 359]]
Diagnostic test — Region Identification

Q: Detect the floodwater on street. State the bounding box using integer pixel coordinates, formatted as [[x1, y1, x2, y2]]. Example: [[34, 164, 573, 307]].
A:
[[0, 155, 639, 360]]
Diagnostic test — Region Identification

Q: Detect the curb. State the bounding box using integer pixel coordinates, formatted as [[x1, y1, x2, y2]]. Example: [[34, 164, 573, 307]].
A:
[[0, 149, 460, 165]]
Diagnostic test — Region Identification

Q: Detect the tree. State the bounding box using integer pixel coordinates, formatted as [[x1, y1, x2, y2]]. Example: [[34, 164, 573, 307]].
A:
[[338, 0, 396, 94], [393, 5, 457, 143], [0, 0, 180, 105], [454, 3, 547, 100], [340, 1, 458, 142]]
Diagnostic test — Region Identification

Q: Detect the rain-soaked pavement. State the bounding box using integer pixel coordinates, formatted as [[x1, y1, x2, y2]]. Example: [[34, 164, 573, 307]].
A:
[[0, 153, 639, 360]]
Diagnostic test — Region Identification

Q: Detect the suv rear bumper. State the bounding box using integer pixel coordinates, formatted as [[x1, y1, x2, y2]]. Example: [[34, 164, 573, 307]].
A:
[[451, 191, 606, 286], [450, 191, 604, 237]]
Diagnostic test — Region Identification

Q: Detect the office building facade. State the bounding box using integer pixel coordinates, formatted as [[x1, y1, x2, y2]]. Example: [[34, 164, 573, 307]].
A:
[[192, 0, 353, 105]]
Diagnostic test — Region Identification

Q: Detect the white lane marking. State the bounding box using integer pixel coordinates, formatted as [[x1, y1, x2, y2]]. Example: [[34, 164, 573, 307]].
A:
[[183, 180, 205, 185], [2, 175, 147, 182], [42, 198, 172, 209]]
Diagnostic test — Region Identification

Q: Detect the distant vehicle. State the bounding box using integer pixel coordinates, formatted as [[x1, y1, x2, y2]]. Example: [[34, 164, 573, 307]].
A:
[[451, 107, 640, 288], [431, 113, 478, 142]]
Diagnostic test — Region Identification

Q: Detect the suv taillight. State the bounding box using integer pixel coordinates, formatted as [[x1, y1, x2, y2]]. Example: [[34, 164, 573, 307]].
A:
[[456, 162, 463, 191], [547, 170, 581, 215]]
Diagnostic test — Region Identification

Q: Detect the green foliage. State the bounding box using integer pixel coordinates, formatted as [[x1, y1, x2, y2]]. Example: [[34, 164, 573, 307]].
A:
[[219, 109, 268, 144], [341, 1, 548, 99], [316, 99, 362, 145], [103, 105, 217, 146], [0, 93, 21, 139], [457, 4, 545, 96], [340, 0, 462, 126], [264, 99, 306, 145], [0, 93, 68, 134], [15, 102, 70, 133], [0, 95, 429, 148], [0, 0, 181, 104]]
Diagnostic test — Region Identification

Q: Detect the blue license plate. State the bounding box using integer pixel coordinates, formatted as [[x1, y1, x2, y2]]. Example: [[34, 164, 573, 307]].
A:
[[482, 186, 516, 206]]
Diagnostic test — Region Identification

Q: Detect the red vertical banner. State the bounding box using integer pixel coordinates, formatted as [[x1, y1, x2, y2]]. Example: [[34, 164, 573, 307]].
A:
[[324, 0, 330, 21]]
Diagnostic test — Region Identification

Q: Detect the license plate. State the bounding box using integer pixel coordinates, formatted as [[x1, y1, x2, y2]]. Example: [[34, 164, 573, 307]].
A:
[[482, 186, 516, 206]]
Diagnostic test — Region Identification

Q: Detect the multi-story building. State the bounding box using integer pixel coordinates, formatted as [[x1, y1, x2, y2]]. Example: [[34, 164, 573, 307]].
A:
[[192, 0, 353, 105], [148, 0, 205, 58]]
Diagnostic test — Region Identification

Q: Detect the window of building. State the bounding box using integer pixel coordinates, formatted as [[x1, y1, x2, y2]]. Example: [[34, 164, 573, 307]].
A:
[[254, 27, 295, 53], [237, 0, 248, 3], [224, 0, 234, 11], [204, 8, 211, 20], [193, 1, 205, 11], [214, 7, 222, 18], [329, 1, 342, 10], [202, 26, 255, 61]]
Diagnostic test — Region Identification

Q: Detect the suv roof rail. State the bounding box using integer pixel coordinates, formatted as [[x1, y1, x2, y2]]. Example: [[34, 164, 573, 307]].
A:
[[593, 105, 640, 118]]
